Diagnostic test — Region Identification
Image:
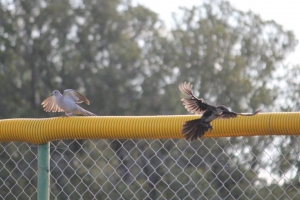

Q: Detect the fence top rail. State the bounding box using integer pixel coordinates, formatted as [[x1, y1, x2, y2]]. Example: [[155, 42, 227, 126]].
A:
[[0, 113, 298, 144]]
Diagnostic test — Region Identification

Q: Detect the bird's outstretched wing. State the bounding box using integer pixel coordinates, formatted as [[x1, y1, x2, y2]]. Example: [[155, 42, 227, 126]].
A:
[[63, 89, 90, 105], [41, 96, 64, 112], [179, 82, 215, 114], [219, 109, 261, 119], [237, 109, 261, 116]]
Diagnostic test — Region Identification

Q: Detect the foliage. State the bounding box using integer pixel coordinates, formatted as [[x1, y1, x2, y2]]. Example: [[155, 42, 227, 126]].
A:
[[0, 0, 299, 199]]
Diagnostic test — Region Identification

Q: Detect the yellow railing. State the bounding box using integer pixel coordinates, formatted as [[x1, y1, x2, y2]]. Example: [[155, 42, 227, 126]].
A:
[[0, 112, 299, 144]]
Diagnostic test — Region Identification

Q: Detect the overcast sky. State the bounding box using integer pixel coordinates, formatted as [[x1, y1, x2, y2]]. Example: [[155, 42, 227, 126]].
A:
[[135, 0, 300, 65]]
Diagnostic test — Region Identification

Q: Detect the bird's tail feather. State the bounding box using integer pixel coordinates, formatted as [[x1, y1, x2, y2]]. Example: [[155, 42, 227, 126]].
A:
[[75, 105, 97, 116], [182, 119, 211, 141]]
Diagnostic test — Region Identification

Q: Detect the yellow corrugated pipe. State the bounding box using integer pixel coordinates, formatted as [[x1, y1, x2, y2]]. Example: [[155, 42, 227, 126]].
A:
[[0, 112, 299, 144]]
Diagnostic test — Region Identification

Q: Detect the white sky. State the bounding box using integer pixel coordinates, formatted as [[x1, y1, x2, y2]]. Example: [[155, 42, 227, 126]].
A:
[[135, 0, 300, 65]]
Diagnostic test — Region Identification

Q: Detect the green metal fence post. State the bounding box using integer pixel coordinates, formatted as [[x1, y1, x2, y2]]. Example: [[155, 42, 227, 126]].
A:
[[38, 142, 50, 200]]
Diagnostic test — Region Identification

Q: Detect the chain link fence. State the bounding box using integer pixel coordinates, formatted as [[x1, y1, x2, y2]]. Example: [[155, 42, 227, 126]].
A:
[[1, 137, 300, 199]]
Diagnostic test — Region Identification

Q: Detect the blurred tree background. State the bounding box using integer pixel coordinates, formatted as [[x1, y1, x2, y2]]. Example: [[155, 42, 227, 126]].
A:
[[0, 0, 300, 199]]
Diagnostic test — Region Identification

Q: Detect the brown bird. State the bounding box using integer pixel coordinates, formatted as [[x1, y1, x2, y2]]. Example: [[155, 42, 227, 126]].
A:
[[179, 82, 260, 141], [41, 89, 96, 116]]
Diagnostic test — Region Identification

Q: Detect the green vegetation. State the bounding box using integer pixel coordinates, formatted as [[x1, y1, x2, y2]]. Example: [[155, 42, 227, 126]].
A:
[[0, 0, 299, 199]]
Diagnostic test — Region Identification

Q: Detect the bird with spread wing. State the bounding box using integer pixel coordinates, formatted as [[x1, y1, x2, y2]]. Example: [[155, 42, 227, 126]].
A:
[[41, 89, 96, 116], [179, 82, 260, 141]]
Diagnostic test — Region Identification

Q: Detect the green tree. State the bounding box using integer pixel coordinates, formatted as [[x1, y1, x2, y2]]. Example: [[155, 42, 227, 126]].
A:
[[0, 0, 162, 199], [143, 0, 297, 199], [0, 0, 299, 199]]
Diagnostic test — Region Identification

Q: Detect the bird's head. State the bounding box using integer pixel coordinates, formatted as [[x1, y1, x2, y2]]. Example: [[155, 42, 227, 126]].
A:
[[51, 90, 62, 97]]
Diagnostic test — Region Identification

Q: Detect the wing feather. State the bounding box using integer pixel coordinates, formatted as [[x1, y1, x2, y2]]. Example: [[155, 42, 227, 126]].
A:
[[237, 109, 261, 116], [219, 109, 261, 119], [179, 82, 214, 114], [63, 89, 90, 105], [218, 111, 238, 119], [41, 96, 64, 112]]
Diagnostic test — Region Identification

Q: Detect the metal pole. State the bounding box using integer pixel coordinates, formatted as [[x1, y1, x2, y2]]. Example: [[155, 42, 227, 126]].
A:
[[37, 142, 50, 200]]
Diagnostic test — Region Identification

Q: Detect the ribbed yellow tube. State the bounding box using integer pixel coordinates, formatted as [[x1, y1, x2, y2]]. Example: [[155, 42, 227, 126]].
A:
[[0, 112, 299, 144]]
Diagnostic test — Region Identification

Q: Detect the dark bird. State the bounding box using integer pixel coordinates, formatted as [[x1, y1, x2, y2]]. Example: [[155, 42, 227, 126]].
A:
[[179, 82, 261, 141]]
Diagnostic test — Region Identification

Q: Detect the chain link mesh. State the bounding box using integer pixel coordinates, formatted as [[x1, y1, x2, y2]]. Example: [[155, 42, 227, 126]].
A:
[[1, 137, 300, 199]]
